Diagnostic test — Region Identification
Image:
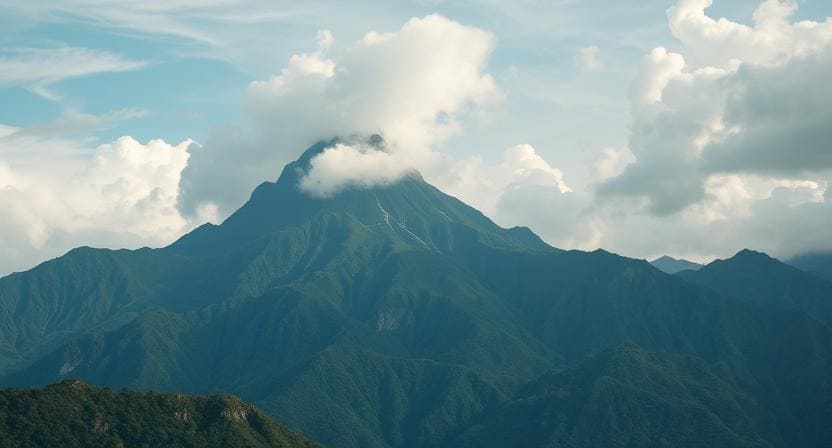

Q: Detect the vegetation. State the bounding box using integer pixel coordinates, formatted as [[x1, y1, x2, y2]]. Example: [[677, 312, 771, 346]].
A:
[[456, 343, 777, 447], [0, 380, 318, 448]]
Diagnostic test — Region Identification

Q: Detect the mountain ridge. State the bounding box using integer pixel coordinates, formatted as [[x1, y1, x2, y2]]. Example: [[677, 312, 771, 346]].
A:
[[0, 379, 319, 447], [455, 342, 779, 448], [677, 248, 832, 326], [0, 140, 830, 447]]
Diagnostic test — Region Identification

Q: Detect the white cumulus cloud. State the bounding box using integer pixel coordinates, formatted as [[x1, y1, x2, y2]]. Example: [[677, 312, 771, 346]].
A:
[[668, 0, 832, 68], [0, 131, 197, 275], [437, 143, 571, 219], [298, 142, 415, 198], [602, 0, 832, 215], [589, 0, 832, 259]]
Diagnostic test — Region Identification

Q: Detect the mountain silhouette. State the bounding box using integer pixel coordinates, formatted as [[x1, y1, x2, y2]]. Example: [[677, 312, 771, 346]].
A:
[[678, 249, 832, 326], [650, 255, 703, 274]]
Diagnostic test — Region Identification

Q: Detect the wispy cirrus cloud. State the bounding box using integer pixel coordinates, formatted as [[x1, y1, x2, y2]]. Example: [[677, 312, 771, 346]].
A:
[[0, 47, 147, 100], [2, 108, 151, 139], [0, 0, 314, 70]]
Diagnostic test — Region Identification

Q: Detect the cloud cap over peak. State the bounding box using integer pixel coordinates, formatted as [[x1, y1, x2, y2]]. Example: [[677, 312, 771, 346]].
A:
[[180, 14, 500, 215]]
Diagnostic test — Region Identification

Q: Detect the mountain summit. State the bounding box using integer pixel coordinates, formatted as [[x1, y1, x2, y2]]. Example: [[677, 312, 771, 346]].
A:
[[649, 255, 703, 274], [171, 138, 550, 257], [1, 141, 831, 447], [678, 248, 832, 326]]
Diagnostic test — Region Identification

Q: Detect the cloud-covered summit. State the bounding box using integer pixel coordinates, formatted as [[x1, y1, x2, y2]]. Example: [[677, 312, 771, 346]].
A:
[[298, 139, 418, 198], [180, 14, 500, 216], [0, 12, 574, 275]]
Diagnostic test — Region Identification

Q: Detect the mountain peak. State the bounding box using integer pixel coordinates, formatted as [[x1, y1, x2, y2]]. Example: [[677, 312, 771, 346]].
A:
[[677, 246, 832, 326], [649, 255, 703, 274], [169, 139, 554, 255], [733, 248, 771, 259], [695, 248, 779, 272]]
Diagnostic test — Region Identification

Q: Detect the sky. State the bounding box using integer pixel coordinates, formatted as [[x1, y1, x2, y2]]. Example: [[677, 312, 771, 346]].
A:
[[0, 0, 831, 275]]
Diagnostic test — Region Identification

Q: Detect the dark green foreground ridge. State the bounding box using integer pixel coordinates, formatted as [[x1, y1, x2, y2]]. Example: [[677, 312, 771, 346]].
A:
[[0, 380, 318, 448], [0, 139, 830, 447]]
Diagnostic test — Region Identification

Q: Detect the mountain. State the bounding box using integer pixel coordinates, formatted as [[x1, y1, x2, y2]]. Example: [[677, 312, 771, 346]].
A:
[[677, 249, 832, 327], [1, 140, 831, 447], [787, 251, 832, 283], [455, 343, 777, 448], [650, 255, 703, 274], [0, 380, 318, 448]]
